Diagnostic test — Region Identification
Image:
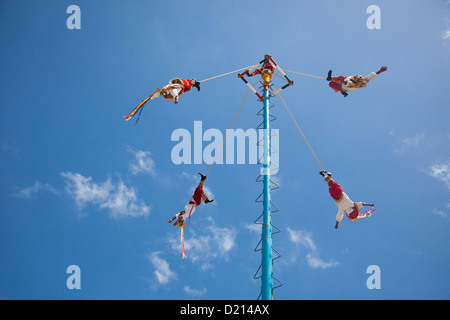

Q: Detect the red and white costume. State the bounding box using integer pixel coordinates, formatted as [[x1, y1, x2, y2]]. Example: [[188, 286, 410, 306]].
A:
[[329, 72, 378, 94], [152, 78, 198, 103], [252, 59, 276, 76], [169, 78, 196, 93], [327, 178, 365, 222], [175, 185, 208, 224]]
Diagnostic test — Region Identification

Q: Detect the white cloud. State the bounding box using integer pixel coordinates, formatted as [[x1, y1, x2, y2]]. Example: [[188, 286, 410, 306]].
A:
[[214, 225, 235, 252], [432, 208, 447, 218], [13, 181, 59, 198], [287, 227, 338, 269], [128, 148, 156, 176], [147, 252, 176, 285], [442, 29, 450, 40], [422, 163, 450, 219], [61, 171, 150, 218], [287, 228, 317, 251], [244, 223, 261, 234], [392, 132, 425, 154], [184, 285, 207, 297], [306, 253, 339, 270], [169, 221, 236, 270], [425, 163, 450, 190]]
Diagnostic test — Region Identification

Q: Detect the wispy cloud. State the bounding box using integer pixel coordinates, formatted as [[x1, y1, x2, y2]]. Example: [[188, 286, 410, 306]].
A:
[[127, 147, 156, 176], [61, 171, 150, 218], [390, 131, 425, 154], [432, 208, 448, 218], [12, 181, 59, 198], [423, 162, 450, 219], [425, 163, 450, 190], [184, 285, 207, 297], [244, 222, 261, 234], [305, 253, 339, 269], [169, 219, 236, 270], [287, 227, 339, 269], [443, 3, 450, 40], [443, 29, 450, 40], [288, 228, 317, 251], [147, 251, 177, 285]]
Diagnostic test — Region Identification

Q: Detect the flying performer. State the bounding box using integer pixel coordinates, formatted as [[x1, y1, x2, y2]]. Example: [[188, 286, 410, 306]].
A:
[[320, 171, 374, 229], [326, 66, 387, 97], [158, 78, 201, 104], [124, 78, 200, 121], [168, 173, 214, 227]]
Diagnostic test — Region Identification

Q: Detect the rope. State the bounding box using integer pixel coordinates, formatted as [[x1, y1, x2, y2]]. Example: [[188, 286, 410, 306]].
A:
[[282, 69, 326, 80], [199, 63, 260, 83], [206, 88, 251, 177], [277, 92, 326, 172]]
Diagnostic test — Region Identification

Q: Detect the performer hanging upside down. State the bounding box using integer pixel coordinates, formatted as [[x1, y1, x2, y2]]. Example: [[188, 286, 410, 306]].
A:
[[168, 173, 214, 227], [158, 78, 201, 104], [320, 171, 374, 229], [124, 78, 200, 122], [326, 66, 387, 97]]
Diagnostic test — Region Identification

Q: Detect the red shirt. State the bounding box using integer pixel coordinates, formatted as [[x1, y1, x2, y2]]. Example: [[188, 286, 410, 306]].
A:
[[179, 79, 194, 92], [170, 79, 194, 93], [327, 180, 343, 200]]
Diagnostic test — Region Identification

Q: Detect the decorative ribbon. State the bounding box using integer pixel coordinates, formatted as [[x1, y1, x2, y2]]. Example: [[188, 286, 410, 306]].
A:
[[180, 225, 186, 259], [358, 207, 375, 219]]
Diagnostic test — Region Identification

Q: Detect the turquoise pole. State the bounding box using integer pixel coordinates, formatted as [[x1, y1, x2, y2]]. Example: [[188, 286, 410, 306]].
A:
[[261, 88, 273, 300]]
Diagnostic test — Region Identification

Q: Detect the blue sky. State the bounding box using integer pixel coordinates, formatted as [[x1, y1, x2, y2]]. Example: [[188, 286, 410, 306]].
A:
[[0, 0, 449, 300]]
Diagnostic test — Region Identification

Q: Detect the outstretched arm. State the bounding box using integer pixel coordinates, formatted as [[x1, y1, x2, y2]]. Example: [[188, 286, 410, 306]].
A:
[[335, 209, 344, 229], [376, 66, 387, 74], [169, 210, 187, 226]]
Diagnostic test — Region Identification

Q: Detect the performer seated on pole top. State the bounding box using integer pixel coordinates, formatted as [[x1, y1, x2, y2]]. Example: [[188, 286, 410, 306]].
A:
[[326, 66, 387, 97], [168, 173, 214, 227], [320, 171, 374, 229], [238, 54, 276, 78]]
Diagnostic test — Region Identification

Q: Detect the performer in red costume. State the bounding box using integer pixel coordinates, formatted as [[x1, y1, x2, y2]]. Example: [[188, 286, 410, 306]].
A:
[[320, 171, 374, 229], [168, 173, 214, 226], [238, 54, 276, 78], [161, 78, 201, 104], [326, 66, 387, 97], [125, 78, 200, 122]]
